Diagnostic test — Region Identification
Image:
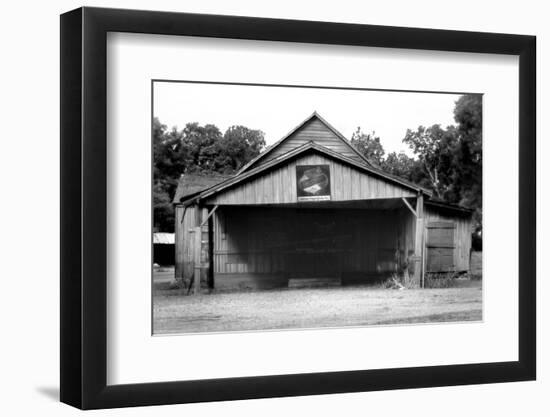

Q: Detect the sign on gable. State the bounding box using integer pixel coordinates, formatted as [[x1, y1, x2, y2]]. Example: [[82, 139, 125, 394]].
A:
[[296, 165, 331, 201]]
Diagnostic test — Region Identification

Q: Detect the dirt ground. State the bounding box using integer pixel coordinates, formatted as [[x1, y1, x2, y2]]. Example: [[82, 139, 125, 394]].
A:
[[153, 281, 482, 334], [153, 266, 175, 283]]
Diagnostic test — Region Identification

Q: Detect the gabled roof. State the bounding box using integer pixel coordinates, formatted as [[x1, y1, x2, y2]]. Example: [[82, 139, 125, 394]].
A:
[[238, 111, 373, 174], [172, 114, 471, 215], [182, 140, 432, 205]]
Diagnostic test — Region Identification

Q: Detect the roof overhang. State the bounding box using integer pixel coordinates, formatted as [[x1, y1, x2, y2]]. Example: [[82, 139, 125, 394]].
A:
[[425, 199, 474, 216]]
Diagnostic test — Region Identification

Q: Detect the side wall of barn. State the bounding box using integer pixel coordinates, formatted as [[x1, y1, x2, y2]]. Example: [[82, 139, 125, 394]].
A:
[[174, 204, 199, 281]]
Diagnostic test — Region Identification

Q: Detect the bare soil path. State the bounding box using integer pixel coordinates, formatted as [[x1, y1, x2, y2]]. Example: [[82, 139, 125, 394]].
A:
[[153, 281, 482, 334]]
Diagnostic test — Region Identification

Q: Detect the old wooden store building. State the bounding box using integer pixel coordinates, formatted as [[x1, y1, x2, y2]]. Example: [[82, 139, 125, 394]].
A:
[[173, 112, 473, 293]]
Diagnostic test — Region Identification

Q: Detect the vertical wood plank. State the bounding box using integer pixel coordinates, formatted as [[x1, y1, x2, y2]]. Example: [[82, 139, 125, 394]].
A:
[[354, 169, 361, 199], [208, 214, 214, 289], [174, 205, 184, 280], [289, 162, 297, 203], [413, 193, 425, 287], [193, 227, 201, 294]]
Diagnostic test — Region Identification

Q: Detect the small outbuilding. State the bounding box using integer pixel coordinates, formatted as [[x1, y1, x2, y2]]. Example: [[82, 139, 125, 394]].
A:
[[173, 112, 473, 293], [152, 232, 175, 266]]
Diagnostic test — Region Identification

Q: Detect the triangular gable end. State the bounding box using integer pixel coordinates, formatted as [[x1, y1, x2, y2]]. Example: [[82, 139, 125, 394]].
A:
[[187, 141, 431, 206], [239, 112, 372, 173]]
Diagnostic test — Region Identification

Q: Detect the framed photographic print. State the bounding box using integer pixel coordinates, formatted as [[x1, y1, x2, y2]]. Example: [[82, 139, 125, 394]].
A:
[[60, 6, 536, 409]]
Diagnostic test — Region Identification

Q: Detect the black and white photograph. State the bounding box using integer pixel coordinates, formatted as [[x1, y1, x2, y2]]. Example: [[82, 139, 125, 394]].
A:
[[152, 81, 483, 335], [0, 0, 543, 413]]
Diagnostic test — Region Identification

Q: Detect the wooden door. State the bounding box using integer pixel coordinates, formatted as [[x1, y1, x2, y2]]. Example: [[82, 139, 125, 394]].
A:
[[426, 221, 456, 272]]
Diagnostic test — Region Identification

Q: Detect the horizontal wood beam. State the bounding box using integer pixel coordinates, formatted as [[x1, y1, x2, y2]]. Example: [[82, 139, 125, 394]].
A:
[[401, 197, 417, 217]]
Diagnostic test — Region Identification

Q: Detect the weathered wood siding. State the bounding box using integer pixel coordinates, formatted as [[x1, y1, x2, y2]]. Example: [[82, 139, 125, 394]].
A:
[[205, 153, 414, 205], [253, 117, 365, 169], [175, 205, 195, 280], [426, 222, 456, 272], [174, 205, 209, 282], [212, 206, 416, 288], [424, 206, 473, 272], [176, 202, 471, 290]]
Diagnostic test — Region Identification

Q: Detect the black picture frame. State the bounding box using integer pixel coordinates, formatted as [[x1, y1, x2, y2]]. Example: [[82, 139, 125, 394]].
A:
[[60, 6, 536, 410]]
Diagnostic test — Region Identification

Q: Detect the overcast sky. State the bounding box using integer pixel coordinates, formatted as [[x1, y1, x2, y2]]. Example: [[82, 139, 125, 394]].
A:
[[153, 82, 463, 156]]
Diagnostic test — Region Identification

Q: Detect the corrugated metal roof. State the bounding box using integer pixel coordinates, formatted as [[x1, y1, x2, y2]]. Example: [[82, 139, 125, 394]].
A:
[[153, 232, 174, 244]]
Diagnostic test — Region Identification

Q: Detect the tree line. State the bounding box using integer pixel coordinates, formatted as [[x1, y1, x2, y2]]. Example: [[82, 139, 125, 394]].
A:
[[154, 94, 482, 247], [153, 120, 265, 231], [350, 95, 482, 241]]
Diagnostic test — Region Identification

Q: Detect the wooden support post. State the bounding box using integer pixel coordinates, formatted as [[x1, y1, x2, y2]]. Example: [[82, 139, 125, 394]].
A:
[[193, 226, 202, 294], [413, 192, 425, 287], [422, 224, 427, 288], [207, 213, 214, 289], [174, 205, 185, 281]]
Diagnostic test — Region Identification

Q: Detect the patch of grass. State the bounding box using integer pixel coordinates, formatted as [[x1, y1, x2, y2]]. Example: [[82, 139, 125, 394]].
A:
[[423, 272, 481, 288], [380, 274, 406, 290], [424, 273, 457, 288]]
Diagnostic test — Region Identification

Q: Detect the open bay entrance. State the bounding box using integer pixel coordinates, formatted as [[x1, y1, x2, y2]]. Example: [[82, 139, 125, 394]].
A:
[[212, 201, 415, 290], [286, 209, 348, 286]]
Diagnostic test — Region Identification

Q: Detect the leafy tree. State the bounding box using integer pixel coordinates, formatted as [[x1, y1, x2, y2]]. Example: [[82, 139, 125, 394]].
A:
[[184, 122, 224, 170], [382, 152, 430, 188], [152, 118, 265, 232], [453, 95, 482, 230], [208, 125, 265, 173], [153, 118, 179, 232], [401, 95, 482, 231], [153, 181, 174, 232], [350, 128, 385, 166], [402, 124, 458, 199], [351, 127, 431, 189], [221, 125, 266, 171], [454, 95, 482, 143], [352, 94, 482, 234]]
